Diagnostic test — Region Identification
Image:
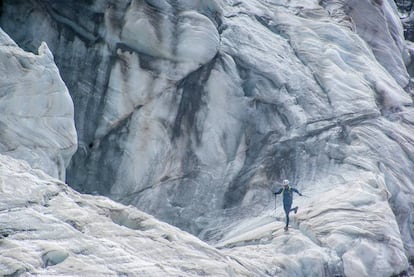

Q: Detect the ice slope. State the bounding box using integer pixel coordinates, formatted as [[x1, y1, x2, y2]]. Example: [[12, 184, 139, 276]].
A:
[[1, 151, 406, 276], [0, 154, 251, 276], [0, 151, 407, 276], [1, 0, 414, 275]]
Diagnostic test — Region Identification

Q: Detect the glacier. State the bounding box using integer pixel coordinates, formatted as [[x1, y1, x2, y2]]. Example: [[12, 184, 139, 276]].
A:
[[0, 154, 250, 276], [1, 0, 414, 276], [0, 29, 77, 181]]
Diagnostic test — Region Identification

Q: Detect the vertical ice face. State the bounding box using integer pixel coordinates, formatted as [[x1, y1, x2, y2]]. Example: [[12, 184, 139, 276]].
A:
[[95, 0, 220, 139], [322, 0, 410, 87], [0, 29, 77, 180], [1, 0, 414, 275]]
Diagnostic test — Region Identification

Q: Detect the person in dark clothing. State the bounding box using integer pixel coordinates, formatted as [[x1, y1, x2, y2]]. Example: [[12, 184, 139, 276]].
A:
[[274, 179, 302, 231]]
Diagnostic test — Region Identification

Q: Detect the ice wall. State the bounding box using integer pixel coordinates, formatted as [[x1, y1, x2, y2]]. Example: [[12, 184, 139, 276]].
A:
[[0, 29, 77, 180], [1, 0, 414, 275]]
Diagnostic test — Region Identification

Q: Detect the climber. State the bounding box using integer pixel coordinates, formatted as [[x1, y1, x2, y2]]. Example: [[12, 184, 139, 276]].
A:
[[274, 179, 302, 231]]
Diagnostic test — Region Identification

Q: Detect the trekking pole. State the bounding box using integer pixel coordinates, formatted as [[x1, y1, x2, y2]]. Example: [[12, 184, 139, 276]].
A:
[[274, 193, 277, 210]]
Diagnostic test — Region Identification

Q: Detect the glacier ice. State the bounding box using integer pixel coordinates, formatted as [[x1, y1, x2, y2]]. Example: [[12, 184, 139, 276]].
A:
[[0, 28, 77, 181], [0, 154, 252, 276], [1, 0, 414, 276]]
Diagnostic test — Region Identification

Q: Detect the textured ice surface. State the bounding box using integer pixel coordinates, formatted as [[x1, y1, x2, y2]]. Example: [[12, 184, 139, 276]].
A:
[[0, 154, 251, 276], [0, 29, 77, 180], [1, 0, 414, 275], [1, 153, 404, 276]]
